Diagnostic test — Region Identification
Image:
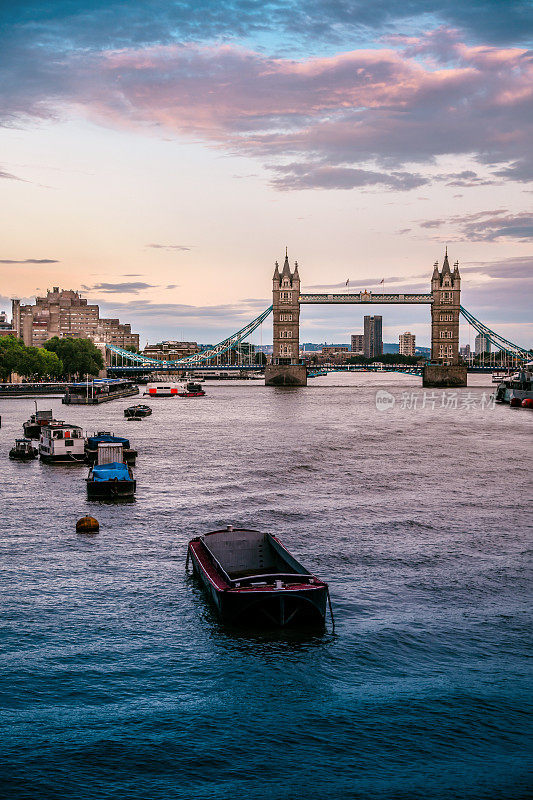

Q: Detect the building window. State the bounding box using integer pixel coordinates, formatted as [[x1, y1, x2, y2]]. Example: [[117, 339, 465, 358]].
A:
[[280, 330, 292, 338], [279, 313, 293, 322], [280, 291, 292, 301], [440, 313, 453, 321]]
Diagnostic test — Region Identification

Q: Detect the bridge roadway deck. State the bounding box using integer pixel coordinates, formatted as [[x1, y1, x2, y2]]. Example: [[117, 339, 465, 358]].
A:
[[299, 293, 433, 304]]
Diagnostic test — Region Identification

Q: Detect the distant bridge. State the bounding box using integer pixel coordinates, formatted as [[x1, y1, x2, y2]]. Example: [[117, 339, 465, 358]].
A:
[[106, 295, 530, 372]]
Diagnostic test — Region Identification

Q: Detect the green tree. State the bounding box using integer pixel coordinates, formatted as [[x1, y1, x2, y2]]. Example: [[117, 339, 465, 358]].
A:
[[0, 336, 25, 380], [0, 336, 63, 380], [44, 337, 104, 378], [255, 352, 267, 366]]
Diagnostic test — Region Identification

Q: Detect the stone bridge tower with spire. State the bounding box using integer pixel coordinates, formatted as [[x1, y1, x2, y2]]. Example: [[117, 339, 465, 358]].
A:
[[265, 249, 308, 386], [430, 248, 461, 365]]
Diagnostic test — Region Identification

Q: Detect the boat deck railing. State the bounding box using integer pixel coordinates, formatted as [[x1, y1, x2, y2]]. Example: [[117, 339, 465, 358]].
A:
[[199, 539, 317, 588], [230, 572, 317, 586]]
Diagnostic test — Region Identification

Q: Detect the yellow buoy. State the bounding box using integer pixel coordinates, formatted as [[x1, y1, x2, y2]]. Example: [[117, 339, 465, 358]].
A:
[[76, 515, 99, 533]]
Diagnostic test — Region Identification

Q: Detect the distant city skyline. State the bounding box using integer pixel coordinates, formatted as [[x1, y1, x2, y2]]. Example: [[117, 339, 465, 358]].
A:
[[0, 2, 531, 348]]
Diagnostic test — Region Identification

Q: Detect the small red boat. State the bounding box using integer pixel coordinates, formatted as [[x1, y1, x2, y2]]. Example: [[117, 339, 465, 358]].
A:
[[187, 527, 330, 627], [509, 397, 522, 407], [522, 398, 533, 409], [178, 381, 205, 397]]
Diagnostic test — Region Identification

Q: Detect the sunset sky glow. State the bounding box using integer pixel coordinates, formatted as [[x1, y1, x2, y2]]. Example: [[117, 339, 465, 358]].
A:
[[1, 1, 532, 347]]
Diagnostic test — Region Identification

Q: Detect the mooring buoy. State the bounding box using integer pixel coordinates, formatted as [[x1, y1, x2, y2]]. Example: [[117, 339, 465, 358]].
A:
[[76, 515, 99, 533]]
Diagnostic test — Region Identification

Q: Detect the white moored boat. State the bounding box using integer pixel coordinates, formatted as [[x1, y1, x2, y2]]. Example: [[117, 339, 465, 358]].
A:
[[144, 383, 179, 397], [39, 422, 86, 463]]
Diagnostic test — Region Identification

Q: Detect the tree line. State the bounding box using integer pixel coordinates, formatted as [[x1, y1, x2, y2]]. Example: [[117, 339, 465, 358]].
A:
[[0, 336, 104, 381]]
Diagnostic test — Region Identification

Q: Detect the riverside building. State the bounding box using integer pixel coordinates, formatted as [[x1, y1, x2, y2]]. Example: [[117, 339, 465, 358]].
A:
[[11, 288, 139, 353], [143, 341, 199, 361], [475, 333, 491, 355], [350, 334, 364, 354], [364, 316, 383, 359], [399, 331, 416, 356]]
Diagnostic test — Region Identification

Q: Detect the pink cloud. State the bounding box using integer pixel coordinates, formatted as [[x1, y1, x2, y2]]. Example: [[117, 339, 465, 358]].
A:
[[9, 30, 533, 190]]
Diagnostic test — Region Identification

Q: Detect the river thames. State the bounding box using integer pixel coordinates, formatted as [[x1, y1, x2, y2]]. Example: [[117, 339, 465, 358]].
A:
[[0, 373, 531, 799]]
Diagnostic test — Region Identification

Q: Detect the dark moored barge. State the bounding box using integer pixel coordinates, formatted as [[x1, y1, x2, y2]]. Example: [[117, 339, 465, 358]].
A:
[[124, 404, 152, 419], [187, 527, 329, 627], [23, 409, 57, 439], [9, 438, 38, 461], [63, 379, 138, 405], [86, 462, 136, 499], [178, 381, 205, 397]]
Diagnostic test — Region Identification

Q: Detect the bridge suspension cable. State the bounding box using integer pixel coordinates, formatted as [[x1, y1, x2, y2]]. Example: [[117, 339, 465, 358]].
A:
[[106, 302, 530, 368], [106, 305, 273, 367], [460, 306, 531, 362]]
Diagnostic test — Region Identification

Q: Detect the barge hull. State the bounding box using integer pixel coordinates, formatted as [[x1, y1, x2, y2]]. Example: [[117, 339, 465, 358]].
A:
[[86, 480, 136, 499], [188, 536, 327, 628]]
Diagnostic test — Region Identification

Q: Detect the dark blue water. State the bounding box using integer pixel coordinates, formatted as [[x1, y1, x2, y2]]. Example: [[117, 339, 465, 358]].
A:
[[1, 374, 531, 799]]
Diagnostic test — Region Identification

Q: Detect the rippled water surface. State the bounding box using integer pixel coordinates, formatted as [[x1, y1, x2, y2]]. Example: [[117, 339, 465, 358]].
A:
[[1, 374, 531, 799]]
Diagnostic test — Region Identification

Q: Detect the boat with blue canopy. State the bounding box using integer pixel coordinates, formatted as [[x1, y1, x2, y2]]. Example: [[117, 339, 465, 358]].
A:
[[86, 461, 136, 499], [85, 432, 137, 464]]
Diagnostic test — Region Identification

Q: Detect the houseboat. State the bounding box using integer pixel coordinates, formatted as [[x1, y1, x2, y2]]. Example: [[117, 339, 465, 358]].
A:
[[494, 362, 533, 404], [178, 381, 205, 397], [85, 432, 137, 465], [39, 423, 86, 463], [63, 378, 138, 405], [23, 408, 57, 438], [86, 442, 136, 499], [124, 404, 152, 418], [144, 383, 179, 397], [187, 526, 329, 627], [9, 438, 38, 461]]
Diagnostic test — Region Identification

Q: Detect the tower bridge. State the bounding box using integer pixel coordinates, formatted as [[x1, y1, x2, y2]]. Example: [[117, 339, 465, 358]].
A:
[[267, 249, 463, 386], [106, 249, 530, 384]]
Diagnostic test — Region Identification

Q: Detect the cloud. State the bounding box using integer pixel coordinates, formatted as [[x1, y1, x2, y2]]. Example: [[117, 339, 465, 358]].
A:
[[437, 170, 498, 187], [147, 244, 191, 251], [96, 296, 269, 325], [461, 255, 533, 281], [82, 281, 156, 293], [1, 29, 531, 192], [0, 258, 59, 264], [0, 168, 26, 182], [1, 1, 531, 55], [421, 210, 533, 241], [271, 164, 428, 192]]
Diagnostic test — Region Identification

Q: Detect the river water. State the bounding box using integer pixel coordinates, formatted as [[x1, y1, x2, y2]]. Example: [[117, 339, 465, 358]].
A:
[[0, 373, 531, 799]]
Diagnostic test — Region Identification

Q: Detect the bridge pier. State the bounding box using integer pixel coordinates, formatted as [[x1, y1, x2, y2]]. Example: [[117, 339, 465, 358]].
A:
[[265, 364, 307, 386], [422, 364, 467, 387]]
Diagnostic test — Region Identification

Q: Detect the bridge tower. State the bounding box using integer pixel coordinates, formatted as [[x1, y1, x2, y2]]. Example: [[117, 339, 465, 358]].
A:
[[265, 250, 307, 386], [272, 250, 300, 365], [430, 249, 460, 365], [424, 248, 467, 386]]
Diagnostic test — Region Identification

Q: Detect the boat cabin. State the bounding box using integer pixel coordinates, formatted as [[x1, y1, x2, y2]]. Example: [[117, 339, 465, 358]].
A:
[[9, 438, 38, 460], [145, 383, 179, 397], [39, 423, 86, 463]]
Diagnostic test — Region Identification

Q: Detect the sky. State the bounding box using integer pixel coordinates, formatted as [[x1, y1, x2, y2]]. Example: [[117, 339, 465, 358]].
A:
[[0, 0, 532, 348]]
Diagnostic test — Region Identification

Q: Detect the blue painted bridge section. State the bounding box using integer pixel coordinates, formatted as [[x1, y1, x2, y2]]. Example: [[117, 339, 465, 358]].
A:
[[106, 302, 530, 372]]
